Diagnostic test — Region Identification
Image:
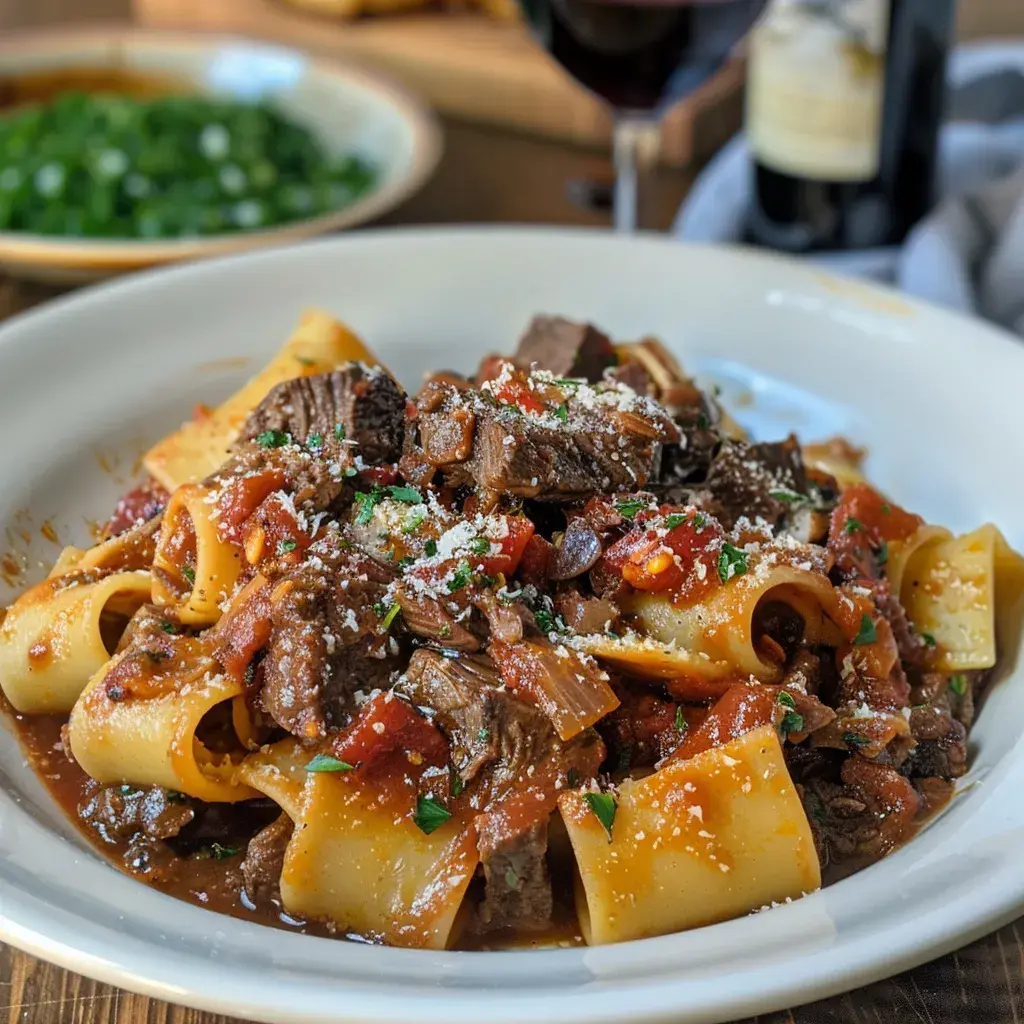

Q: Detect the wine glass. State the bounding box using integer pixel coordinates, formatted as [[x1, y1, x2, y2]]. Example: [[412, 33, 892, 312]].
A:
[[516, 0, 768, 231]]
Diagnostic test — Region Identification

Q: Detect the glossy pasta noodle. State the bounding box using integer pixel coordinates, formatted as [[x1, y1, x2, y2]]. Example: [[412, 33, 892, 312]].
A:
[[2, 309, 1021, 950]]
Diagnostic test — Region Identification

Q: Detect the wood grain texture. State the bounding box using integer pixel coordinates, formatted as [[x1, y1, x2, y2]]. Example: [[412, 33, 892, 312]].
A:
[[2, 0, 1024, 1021]]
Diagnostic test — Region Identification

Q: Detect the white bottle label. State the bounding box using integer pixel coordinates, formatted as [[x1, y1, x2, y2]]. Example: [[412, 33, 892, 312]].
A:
[[747, 0, 891, 182]]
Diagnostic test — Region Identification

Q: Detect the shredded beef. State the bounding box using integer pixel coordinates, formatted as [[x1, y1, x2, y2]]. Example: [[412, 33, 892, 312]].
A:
[[398, 649, 603, 931], [79, 783, 194, 844], [259, 534, 396, 738], [905, 705, 968, 779], [241, 813, 294, 906], [697, 436, 807, 530], [239, 364, 406, 464], [599, 688, 680, 770], [513, 315, 615, 382], [414, 378, 678, 500]]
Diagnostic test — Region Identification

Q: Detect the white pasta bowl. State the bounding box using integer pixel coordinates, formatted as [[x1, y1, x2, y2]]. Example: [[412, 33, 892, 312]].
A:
[[0, 227, 1022, 1023]]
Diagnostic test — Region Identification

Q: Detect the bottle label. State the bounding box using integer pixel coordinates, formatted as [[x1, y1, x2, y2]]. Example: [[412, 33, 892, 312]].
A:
[[746, 0, 890, 182]]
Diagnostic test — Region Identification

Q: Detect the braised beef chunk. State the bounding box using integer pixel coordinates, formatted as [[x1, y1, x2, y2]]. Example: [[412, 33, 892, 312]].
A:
[[600, 688, 679, 770], [260, 535, 396, 739], [399, 649, 604, 932], [79, 783, 194, 843], [699, 436, 807, 529], [513, 316, 615, 382], [415, 373, 678, 500], [477, 817, 552, 932], [239, 364, 406, 464], [905, 706, 968, 779], [241, 813, 293, 906]]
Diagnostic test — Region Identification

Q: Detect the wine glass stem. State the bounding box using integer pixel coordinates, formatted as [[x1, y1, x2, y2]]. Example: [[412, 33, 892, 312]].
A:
[[612, 118, 661, 233]]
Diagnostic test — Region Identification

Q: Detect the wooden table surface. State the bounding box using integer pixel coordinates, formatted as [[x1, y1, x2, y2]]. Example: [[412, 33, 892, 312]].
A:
[[3, 0, 1024, 1021]]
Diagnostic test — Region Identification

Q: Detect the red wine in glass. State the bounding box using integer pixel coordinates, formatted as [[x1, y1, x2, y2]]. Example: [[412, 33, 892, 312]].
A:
[[516, 0, 766, 229]]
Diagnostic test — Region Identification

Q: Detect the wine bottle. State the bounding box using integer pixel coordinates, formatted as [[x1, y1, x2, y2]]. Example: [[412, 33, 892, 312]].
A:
[[744, 0, 956, 253]]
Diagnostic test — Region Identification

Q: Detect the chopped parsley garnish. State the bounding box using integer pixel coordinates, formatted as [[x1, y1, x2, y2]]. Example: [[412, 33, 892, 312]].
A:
[[664, 513, 687, 529], [693, 512, 708, 529], [844, 517, 863, 534], [379, 602, 401, 630], [305, 753, 355, 773], [616, 498, 645, 521], [853, 614, 877, 646], [477, 728, 490, 742], [555, 403, 569, 423], [584, 791, 617, 841], [413, 794, 452, 835], [160, 621, 177, 634], [354, 488, 383, 525], [777, 691, 804, 738], [199, 842, 239, 861], [397, 556, 415, 570], [334, 423, 346, 440], [675, 706, 687, 732], [166, 790, 188, 803], [505, 866, 519, 890], [450, 767, 465, 797], [880, 503, 892, 515], [534, 607, 570, 636], [717, 542, 748, 583], [697, 411, 710, 431], [842, 733, 869, 749], [181, 565, 196, 585], [949, 674, 968, 697], [921, 632, 936, 648], [294, 355, 316, 367], [470, 536, 492, 555], [386, 484, 423, 504], [119, 784, 138, 796], [306, 431, 323, 450], [277, 538, 297, 555], [875, 540, 889, 566], [554, 378, 582, 388], [401, 506, 427, 534], [769, 489, 803, 504], [255, 429, 291, 449], [424, 539, 438, 557], [448, 560, 473, 592]]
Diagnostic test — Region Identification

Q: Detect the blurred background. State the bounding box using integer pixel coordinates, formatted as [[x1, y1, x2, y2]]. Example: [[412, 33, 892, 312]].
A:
[[1, 0, 1024, 318]]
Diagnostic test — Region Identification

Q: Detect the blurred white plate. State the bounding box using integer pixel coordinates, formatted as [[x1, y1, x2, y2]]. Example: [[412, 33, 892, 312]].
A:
[[0, 28, 441, 283], [0, 228, 1022, 1024]]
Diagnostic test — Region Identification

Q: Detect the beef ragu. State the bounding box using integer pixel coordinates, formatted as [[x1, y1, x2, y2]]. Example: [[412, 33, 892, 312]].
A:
[[0, 309, 1019, 949]]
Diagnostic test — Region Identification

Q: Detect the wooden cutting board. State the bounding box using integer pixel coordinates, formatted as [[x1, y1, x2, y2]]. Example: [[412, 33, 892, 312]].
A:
[[132, 0, 747, 167]]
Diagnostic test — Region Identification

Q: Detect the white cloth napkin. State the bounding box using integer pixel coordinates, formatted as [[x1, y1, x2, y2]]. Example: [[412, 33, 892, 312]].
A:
[[673, 42, 1024, 335]]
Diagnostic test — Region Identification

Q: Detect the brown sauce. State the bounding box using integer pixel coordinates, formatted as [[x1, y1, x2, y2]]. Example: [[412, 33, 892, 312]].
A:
[[0, 67, 186, 112]]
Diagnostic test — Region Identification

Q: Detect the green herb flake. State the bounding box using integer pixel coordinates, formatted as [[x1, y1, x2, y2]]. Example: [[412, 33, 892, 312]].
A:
[[334, 423, 346, 441], [380, 602, 401, 630], [949, 674, 968, 697], [554, 378, 582, 388], [664, 513, 687, 530], [779, 709, 805, 739], [921, 632, 936, 648], [616, 498, 645, 521], [584, 791, 617, 841], [424, 539, 438, 557], [471, 536, 492, 555], [777, 690, 796, 709], [181, 565, 196, 585], [401, 506, 427, 534], [717, 542, 748, 583], [166, 790, 188, 803], [477, 728, 490, 742], [397, 556, 415, 570], [354, 488, 384, 525], [555, 403, 569, 423], [386, 485, 423, 504], [881, 503, 892, 515], [119, 784, 137, 796], [844, 517, 863, 535], [876, 540, 889, 566], [277, 538, 297, 555], [854, 614, 877, 646], [448, 560, 473, 593], [305, 753, 355, 773], [769, 489, 803, 504], [693, 512, 708, 529], [413, 794, 452, 835], [306, 431, 323, 450], [160, 621, 178, 634], [255, 429, 291, 449], [697, 411, 710, 431], [450, 768, 465, 798], [199, 842, 240, 861], [675, 706, 687, 732], [842, 732, 870, 749]]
